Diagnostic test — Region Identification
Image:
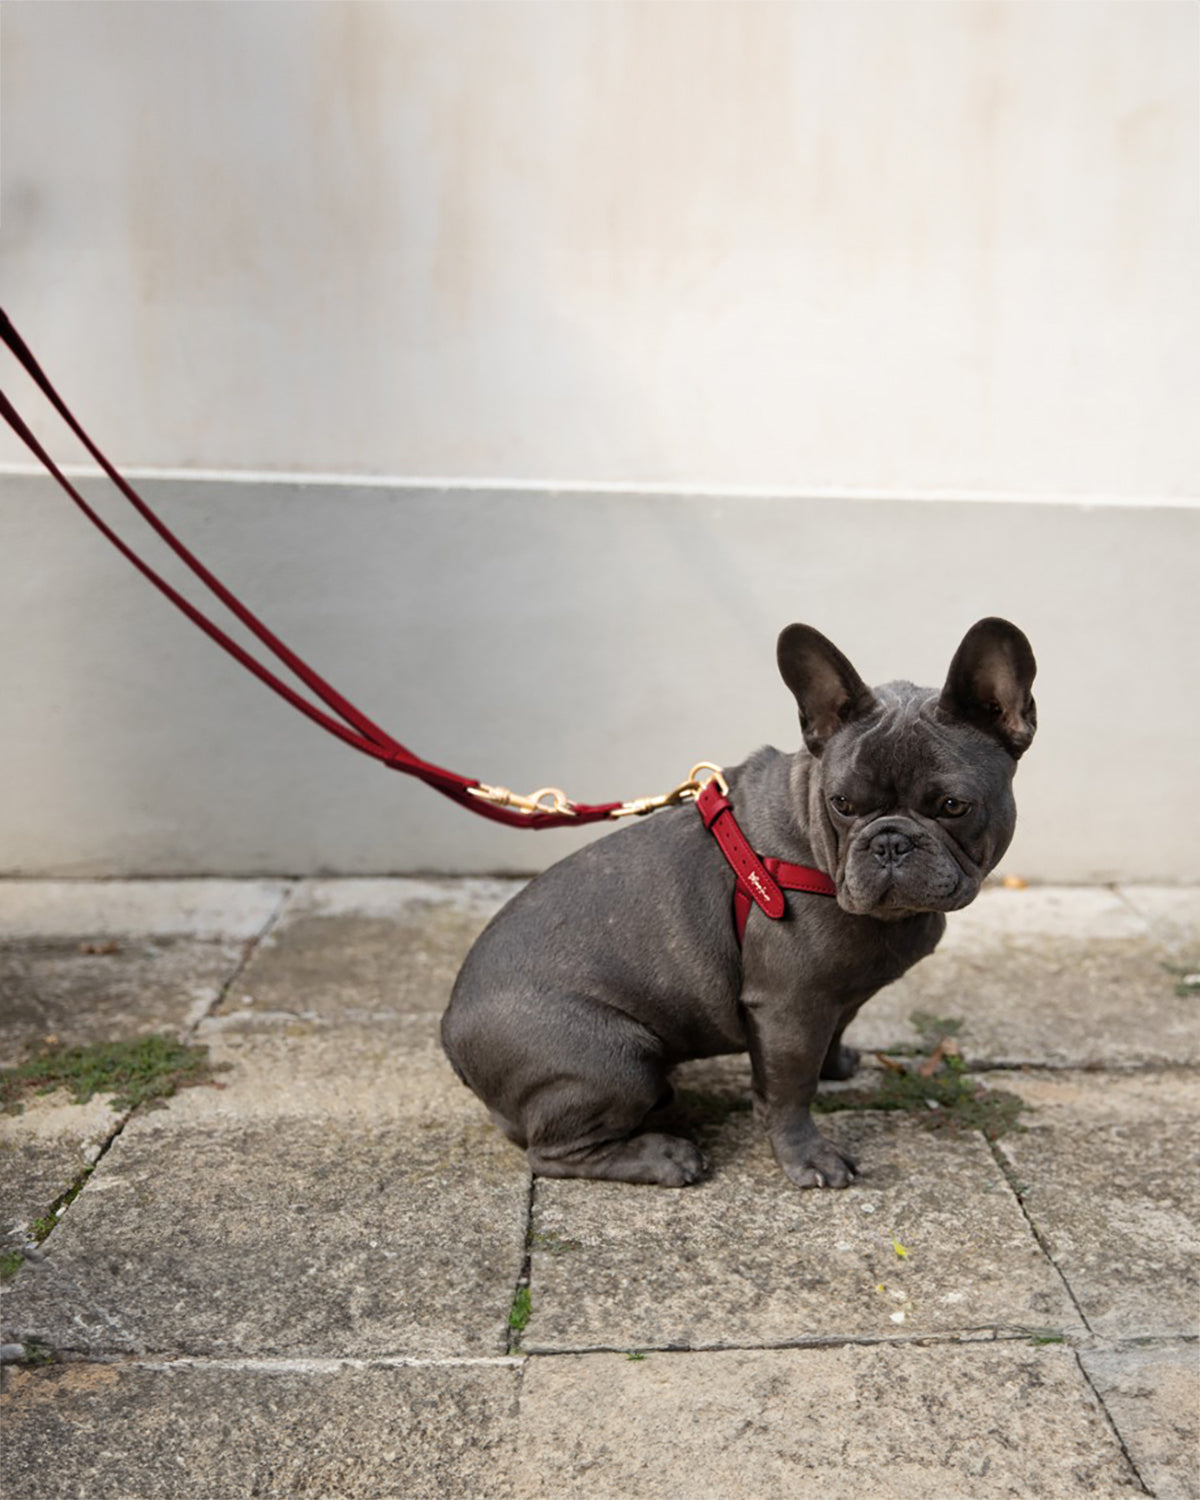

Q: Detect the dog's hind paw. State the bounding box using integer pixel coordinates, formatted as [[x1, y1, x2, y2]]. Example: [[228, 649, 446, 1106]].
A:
[[640, 1133, 710, 1187], [529, 1131, 709, 1187]]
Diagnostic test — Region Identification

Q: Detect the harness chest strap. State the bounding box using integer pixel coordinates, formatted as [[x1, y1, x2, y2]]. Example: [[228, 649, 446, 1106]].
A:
[[694, 778, 836, 945]]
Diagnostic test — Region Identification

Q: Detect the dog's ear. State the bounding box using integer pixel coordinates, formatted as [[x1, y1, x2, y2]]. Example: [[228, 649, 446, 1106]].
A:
[[777, 624, 877, 757], [938, 618, 1037, 759]]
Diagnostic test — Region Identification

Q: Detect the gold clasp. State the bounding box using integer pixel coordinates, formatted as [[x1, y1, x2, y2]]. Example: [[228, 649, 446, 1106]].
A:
[[467, 784, 577, 818], [468, 762, 727, 821], [610, 761, 727, 819]]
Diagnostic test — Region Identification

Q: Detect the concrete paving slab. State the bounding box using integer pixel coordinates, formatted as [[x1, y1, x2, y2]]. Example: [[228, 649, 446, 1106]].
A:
[[1117, 886, 1200, 957], [844, 908, 1199, 1069], [215, 876, 517, 1021], [274, 876, 521, 923], [1, 879, 1193, 1500], [0, 1091, 121, 1250], [1080, 1343, 1200, 1500], [0, 1105, 530, 1359], [192, 1016, 473, 1123], [939, 885, 1152, 945], [0, 1358, 521, 1500], [524, 1106, 1079, 1354], [995, 1071, 1200, 1339], [514, 1343, 1139, 1499], [0, 880, 289, 940], [0, 935, 262, 1065]]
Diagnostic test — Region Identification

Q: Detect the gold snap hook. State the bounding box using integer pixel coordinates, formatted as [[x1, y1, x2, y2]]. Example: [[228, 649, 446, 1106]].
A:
[[467, 783, 577, 817], [610, 761, 727, 819]]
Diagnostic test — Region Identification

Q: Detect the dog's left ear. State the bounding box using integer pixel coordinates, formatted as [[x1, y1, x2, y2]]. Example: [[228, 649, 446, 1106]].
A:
[[938, 618, 1037, 759]]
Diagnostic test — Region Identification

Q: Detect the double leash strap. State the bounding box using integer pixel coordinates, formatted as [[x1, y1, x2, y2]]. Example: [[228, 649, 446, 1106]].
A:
[[0, 308, 610, 829], [0, 308, 834, 933]]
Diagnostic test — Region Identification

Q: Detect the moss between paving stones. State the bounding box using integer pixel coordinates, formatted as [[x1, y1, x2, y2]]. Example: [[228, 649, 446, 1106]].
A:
[[508, 1286, 532, 1332], [820, 1012, 1025, 1141], [0, 1034, 224, 1115], [813, 1051, 1025, 1141], [676, 1013, 1026, 1143]]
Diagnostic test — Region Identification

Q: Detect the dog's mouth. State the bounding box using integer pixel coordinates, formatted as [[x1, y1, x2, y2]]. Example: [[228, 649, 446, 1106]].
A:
[[838, 820, 980, 918], [838, 881, 976, 920]]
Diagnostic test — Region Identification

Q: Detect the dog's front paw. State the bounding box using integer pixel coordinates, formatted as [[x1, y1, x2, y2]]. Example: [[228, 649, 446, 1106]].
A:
[[778, 1134, 858, 1190]]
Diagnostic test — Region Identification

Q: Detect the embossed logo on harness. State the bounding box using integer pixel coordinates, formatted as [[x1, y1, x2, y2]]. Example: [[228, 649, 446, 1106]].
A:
[[747, 871, 772, 901]]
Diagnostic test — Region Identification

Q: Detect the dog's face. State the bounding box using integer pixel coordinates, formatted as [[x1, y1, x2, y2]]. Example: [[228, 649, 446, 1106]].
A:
[[778, 619, 1037, 920]]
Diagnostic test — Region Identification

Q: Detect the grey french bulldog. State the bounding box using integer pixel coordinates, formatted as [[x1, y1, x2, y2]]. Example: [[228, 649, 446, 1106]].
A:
[[442, 618, 1036, 1190]]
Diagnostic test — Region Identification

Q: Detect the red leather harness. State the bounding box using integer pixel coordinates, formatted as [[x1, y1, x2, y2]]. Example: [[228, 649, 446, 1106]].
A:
[[695, 779, 836, 945]]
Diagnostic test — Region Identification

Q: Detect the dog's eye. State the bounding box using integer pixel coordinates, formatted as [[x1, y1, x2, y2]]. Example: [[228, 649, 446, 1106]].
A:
[[830, 795, 855, 816], [938, 797, 972, 818]]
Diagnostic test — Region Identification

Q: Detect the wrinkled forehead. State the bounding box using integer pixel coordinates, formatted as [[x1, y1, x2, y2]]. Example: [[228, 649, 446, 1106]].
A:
[[825, 688, 1011, 797]]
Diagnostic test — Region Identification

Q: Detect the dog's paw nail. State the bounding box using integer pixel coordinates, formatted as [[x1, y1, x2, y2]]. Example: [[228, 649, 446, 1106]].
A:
[[814, 1171, 826, 1188]]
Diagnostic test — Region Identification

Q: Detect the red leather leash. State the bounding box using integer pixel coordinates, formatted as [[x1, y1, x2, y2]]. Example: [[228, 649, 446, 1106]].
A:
[[0, 308, 838, 915], [696, 779, 835, 944], [0, 308, 622, 830]]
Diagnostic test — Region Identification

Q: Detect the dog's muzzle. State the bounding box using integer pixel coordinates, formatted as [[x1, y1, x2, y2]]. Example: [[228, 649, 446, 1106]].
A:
[[841, 819, 975, 916]]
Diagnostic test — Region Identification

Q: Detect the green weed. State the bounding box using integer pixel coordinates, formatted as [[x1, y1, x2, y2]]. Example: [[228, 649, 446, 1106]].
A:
[[813, 1012, 1026, 1141], [508, 1286, 532, 1332], [0, 1034, 224, 1114], [10, 1339, 55, 1367], [28, 1214, 56, 1244]]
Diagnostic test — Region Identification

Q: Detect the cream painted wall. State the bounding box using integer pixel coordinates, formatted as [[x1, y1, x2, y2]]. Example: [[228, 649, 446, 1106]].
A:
[[1, 2, 1198, 880], [2, 0, 1197, 493]]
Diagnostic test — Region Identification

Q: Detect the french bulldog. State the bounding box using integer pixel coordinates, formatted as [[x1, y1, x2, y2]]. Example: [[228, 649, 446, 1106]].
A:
[[442, 618, 1036, 1189]]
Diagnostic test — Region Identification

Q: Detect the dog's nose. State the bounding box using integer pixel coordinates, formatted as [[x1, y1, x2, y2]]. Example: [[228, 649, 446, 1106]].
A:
[[870, 829, 914, 868]]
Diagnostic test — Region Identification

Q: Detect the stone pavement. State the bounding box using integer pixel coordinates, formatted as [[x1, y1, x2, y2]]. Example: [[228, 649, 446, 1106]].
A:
[[0, 877, 1197, 1499]]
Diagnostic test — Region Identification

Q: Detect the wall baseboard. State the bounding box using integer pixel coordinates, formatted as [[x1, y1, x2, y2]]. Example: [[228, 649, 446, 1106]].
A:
[[1, 473, 1195, 881]]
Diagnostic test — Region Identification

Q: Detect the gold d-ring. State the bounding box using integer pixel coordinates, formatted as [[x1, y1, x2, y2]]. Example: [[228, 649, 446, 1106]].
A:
[[688, 762, 729, 796]]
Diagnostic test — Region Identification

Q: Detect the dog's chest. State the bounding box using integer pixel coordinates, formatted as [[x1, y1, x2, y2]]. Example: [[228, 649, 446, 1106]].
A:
[[749, 901, 945, 1003]]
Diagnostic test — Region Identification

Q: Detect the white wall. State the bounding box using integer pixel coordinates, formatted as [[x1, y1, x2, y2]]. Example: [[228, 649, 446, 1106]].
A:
[[3, 0, 1197, 492], [1, 1, 1197, 879]]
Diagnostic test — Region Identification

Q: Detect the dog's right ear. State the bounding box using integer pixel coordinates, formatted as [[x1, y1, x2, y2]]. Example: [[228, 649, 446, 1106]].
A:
[[777, 624, 877, 757]]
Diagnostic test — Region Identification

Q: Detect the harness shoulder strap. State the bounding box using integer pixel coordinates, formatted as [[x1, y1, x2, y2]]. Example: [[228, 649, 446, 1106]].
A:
[[695, 779, 835, 945], [696, 780, 784, 919]]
